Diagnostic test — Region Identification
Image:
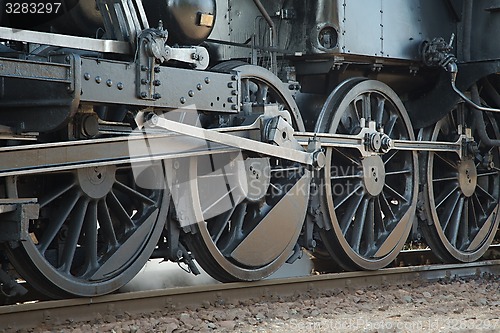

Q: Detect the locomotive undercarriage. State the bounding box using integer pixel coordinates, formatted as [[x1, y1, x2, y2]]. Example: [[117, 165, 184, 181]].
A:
[[0, 0, 498, 300]]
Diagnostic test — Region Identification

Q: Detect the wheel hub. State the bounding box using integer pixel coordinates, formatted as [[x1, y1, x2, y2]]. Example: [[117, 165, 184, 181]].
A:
[[77, 165, 116, 199], [362, 156, 386, 196], [457, 159, 477, 197]]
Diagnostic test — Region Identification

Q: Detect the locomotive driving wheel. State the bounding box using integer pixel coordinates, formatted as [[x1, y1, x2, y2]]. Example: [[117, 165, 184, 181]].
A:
[[419, 107, 500, 262], [316, 79, 418, 270], [5, 151, 168, 298], [180, 64, 309, 281]]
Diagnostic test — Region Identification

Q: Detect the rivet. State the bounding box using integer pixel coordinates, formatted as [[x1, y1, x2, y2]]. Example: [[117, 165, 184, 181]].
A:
[[153, 80, 161, 86], [228, 97, 235, 103], [140, 92, 148, 98], [227, 82, 234, 88], [204, 77, 210, 84], [154, 67, 161, 73], [180, 97, 187, 104], [231, 90, 238, 96], [117, 82, 124, 90], [188, 90, 194, 97], [141, 65, 149, 71], [141, 78, 149, 85], [231, 104, 238, 110], [84, 73, 91, 80], [106, 79, 113, 87], [95, 76, 102, 84], [153, 93, 161, 100], [197, 83, 203, 90]]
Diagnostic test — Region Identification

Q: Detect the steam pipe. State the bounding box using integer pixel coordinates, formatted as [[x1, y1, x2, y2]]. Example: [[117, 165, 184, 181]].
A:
[[252, 0, 277, 73]]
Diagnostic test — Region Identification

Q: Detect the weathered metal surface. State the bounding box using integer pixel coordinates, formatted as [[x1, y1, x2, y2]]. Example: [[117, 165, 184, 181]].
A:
[[79, 57, 237, 113]]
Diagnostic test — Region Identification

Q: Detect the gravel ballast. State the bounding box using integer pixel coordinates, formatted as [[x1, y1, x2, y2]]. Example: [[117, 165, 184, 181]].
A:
[[14, 275, 500, 333]]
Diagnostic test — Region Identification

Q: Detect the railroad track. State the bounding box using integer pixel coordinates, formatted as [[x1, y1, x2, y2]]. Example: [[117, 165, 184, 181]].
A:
[[1, 259, 499, 331]]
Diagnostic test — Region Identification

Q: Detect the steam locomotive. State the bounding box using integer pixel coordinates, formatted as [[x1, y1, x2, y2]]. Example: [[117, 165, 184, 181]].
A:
[[0, 0, 498, 300]]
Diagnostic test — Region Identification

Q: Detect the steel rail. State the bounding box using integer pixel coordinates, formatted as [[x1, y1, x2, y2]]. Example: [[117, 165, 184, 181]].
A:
[[0, 260, 498, 330]]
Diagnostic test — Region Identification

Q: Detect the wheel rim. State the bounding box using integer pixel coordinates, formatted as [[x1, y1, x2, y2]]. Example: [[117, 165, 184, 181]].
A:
[[5, 161, 168, 298], [422, 108, 500, 262], [317, 79, 418, 270], [181, 64, 309, 281]]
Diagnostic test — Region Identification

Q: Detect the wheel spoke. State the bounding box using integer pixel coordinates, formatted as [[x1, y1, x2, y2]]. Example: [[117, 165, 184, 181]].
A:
[[59, 198, 89, 273], [362, 198, 376, 256], [202, 186, 237, 216], [97, 199, 119, 249], [333, 148, 361, 166], [379, 186, 396, 220], [374, 197, 386, 235], [434, 152, 457, 169], [477, 171, 499, 178], [385, 114, 397, 137], [107, 190, 135, 230], [375, 96, 385, 127], [447, 196, 464, 247], [457, 198, 470, 249], [113, 180, 156, 206], [334, 183, 363, 209], [432, 175, 458, 182], [361, 94, 372, 120], [383, 149, 399, 165], [39, 182, 75, 208], [38, 190, 80, 254], [219, 202, 247, 254], [476, 184, 496, 202], [440, 190, 461, 231], [256, 82, 269, 103], [81, 201, 99, 277], [434, 182, 459, 208], [385, 168, 411, 176], [331, 173, 361, 180], [211, 204, 237, 244], [340, 193, 364, 235], [350, 196, 369, 253], [473, 192, 488, 220], [383, 183, 408, 203]]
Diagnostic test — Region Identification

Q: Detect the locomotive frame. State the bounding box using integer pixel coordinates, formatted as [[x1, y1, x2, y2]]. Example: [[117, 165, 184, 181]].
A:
[[0, 0, 498, 300]]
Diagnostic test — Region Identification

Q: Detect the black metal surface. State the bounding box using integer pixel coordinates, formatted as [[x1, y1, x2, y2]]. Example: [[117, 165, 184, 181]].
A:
[[5, 161, 169, 298], [315, 79, 418, 270], [143, 0, 216, 44], [183, 63, 309, 282], [0, 0, 500, 302], [419, 108, 500, 263]]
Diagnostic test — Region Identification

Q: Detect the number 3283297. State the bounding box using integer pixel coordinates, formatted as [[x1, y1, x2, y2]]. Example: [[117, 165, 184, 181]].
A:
[[5, 2, 62, 14]]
